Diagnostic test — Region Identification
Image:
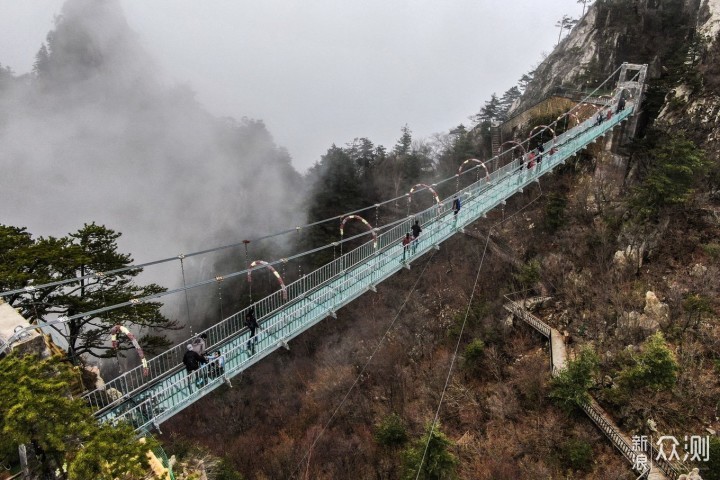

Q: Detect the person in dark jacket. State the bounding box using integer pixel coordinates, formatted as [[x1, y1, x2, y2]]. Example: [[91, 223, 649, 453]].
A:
[[452, 195, 461, 216], [451, 195, 462, 227], [245, 307, 259, 352], [183, 344, 207, 391], [616, 96, 626, 112], [411, 220, 422, 254], [596, 111, 604, 126]]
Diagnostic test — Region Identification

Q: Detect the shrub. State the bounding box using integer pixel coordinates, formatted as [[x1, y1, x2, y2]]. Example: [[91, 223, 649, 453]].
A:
[[463, 339, 485, 374], [701, 436, 720, 480], [544, 192, 568, 232], [402, 423, 458, 480], [513, 260, 541, 291], [215, 458, 245, 480], [701, 242, 720, 261], [375, 413, 408, 448], [631, 134, 709, 218], [550, 346, 599, 410], [558, 438, 593, 471], [618, 332, 677, 392]]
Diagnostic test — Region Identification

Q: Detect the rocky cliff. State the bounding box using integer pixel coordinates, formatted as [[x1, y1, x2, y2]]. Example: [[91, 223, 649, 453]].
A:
[[516, 0, 720, 159]]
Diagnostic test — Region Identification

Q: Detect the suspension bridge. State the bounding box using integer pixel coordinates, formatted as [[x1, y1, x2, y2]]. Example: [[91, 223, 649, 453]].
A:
[[1, 65, 647, 451]]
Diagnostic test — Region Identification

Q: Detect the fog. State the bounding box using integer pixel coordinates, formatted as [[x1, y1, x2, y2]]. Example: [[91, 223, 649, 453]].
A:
[[0, 0, 305, 331], [3, 0, 586, 173]]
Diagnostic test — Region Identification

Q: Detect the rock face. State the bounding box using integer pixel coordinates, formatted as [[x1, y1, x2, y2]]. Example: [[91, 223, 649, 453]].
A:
[[643, 291, 669, 323], [512, 0, 720, 164], [617, 291, 668, 334]]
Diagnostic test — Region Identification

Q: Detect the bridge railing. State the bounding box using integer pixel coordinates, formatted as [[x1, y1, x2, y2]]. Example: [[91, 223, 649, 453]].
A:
[[85, 101, 633, 416]]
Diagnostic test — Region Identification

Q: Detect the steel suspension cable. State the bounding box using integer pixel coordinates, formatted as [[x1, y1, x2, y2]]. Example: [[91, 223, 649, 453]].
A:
[[414, 191, 546, 479], [293, 249, 438, 479]]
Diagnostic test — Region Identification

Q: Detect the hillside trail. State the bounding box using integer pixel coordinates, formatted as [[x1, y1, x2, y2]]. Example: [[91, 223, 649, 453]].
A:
[[505, 297, 674, 480]]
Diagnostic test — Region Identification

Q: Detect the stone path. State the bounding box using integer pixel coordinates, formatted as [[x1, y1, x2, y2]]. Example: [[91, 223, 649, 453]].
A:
[[504, 297, 676, 480]]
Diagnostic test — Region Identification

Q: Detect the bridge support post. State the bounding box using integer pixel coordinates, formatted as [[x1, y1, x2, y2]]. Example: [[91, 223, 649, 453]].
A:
[[368, 284, 377, 293]]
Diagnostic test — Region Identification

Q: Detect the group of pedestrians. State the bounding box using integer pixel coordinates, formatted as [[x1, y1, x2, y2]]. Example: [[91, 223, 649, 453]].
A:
[[182, 333, 226, 391], [401, 195, 463, 263], [181, 306, 261, 391]]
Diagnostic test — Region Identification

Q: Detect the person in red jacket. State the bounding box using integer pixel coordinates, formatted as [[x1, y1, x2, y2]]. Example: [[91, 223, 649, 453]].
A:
[[401, 233, 412, 263]]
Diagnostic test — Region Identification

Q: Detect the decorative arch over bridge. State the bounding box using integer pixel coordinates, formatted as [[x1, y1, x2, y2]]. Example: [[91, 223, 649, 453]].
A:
[[248, 260, 287, 300]]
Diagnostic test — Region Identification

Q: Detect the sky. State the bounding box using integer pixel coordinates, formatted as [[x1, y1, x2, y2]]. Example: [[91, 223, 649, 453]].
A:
[[0, 0, 587, 172]]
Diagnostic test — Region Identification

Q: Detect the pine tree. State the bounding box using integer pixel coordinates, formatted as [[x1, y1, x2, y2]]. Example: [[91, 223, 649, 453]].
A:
[[578, 0, 593, 17], [0, 353, 158, 478], [305, 145, 365, 255], [550, 346, 599, 410], [631, 133, 709, 219], [33, 43, 51, 78], [618, 332, 678, 392], [0, 223, 178, 365], [473, 93, 501, 125], [402, 422, 458, 480], [518, 70, 535, 93], [498, 86, 521, 121]]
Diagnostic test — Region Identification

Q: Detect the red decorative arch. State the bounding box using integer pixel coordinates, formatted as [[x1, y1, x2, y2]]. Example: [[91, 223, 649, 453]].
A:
[[581, 102, 602, 113], [456, 158, 490, 182], [497, 141, 527, 157], [111, 325, 149, 376], [528, 125, 557, 148], [340, 215, 377, 249], [555, 112, 580, 128], [407, 184, 440, 205], [248, 260, 287, 300]]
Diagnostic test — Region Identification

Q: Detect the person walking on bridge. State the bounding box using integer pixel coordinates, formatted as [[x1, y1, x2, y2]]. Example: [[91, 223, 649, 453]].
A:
[[245, 307, 259, 353], [411, 220, 422, 254], [616, 96, 626, 113], [183, 344, 207, 391], [401, 233, 412, 263], [192, 333, 208, 357], [208, 350, 225, 379], [452, 195, 461, 226]]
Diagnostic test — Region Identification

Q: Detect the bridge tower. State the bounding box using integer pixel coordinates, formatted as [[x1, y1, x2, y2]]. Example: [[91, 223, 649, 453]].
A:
[[616, 62, 648, 141]]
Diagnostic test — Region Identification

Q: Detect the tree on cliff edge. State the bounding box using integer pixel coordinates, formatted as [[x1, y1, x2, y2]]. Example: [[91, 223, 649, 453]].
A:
[[0, 222, 178, 365]]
